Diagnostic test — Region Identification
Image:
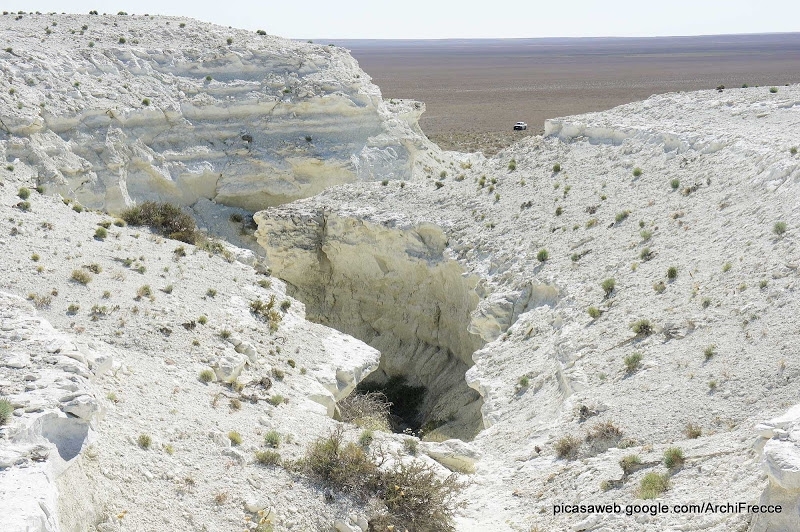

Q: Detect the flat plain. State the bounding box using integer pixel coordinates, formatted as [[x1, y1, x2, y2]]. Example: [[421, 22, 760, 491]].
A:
[[336, 33, 800, 153]]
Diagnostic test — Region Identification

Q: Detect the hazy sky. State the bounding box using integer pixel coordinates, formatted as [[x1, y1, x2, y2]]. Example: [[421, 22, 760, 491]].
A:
[[12, 1, 798, 39]]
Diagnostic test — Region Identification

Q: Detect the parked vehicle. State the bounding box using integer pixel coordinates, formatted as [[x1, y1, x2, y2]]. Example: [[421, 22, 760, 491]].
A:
[[513, 121, 527, 130]]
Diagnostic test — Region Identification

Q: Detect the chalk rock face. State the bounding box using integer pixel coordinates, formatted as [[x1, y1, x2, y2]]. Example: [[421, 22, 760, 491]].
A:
[[752, 405, 800, 532], [0, 292, 108, 532], [0, 15, 438, 213], [255, 205, 486, 440]]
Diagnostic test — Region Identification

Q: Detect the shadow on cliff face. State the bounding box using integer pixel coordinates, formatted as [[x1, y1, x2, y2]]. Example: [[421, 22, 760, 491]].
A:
[[256, 211, 486, 441]]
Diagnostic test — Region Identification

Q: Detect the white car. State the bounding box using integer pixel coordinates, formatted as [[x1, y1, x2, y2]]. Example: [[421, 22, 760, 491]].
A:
[[513, 122, 527, 131]]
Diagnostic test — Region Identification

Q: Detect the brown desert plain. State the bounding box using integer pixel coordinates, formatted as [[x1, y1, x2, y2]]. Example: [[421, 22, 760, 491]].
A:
[[335, 33, 800, 153]]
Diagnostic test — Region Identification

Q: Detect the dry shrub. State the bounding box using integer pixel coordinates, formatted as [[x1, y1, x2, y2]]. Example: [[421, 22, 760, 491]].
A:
[[297, 427, 464, 531], [121, 202, 200, 244], [338, 391, 392, 432]]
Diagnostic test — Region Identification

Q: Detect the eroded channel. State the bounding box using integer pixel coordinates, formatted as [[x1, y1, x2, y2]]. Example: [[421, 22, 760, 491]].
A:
[[255, 208, 485, 441]]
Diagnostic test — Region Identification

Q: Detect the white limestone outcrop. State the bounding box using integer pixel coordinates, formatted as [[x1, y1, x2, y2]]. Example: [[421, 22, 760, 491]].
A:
[[0, 14, 440, 214], [0, 292, 109, 532], [752, 405, 800, 532]]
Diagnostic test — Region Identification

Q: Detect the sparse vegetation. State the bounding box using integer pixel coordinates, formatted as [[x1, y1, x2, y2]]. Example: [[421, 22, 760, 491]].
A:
[[722, 262, 732, 273], [619, 454, 642, 475], [624, 352, 643, 373], [121, 202, 200, 244], [17, 187, 30, 200], [640, 247, 653, 261], [267, 395, 285, 407], [774, 221, 787, 236], [94, 227, 107, 240], [137, 434, 152, 449], [601, 278, 615, 298], [552, 163, 561, 173], [630, 319, 654, 336], [228, 431, 242, 446], [255, 450, 281, 466], [653, 281, 665, 294], [199, 369, 215, 383], [338, 391, 391, 432], [70, 269, 92, 284], [639, 472, 669, 499], [663, 447, 685, 469], [769, 87, 778, 93], [587, 306, 601, 319], [704, 345, 716, 360], [671, 178, 680, 190], [297, 428, 463, 530], [685, 423, 702, 439], [555, 435, 580, 459], [666, 266, 678, 280], [632, 167, 642, 177], [536, 249, 549, 262], [0, 398, 13, 425], [615, 210, 631, 223]]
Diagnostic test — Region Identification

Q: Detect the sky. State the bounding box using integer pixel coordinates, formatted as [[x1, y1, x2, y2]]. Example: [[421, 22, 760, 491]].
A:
[[11, 1, 799, 39]]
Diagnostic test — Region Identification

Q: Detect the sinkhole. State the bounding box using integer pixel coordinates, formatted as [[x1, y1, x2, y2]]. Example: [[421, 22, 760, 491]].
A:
[[256, 211, 486, 441]]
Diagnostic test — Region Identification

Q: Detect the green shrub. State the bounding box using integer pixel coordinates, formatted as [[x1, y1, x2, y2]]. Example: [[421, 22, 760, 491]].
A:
[[640, 247, 653, 261], [17, 201, 31, 211], [199, 369, 214, 383], [653, 281, 666, 294], [120, 201, 200, 244], [17, 187, 30, 200], [632, 167, 642, 177], [70, 269, 92, 284], [791, 147, 798, 155], [630, 319, 653, 336], [555, 435, 580, 459], [206, 288, 217, 298], [267, 395, 285, 406], [639, 472, 669, 499], [640, 229, 652, 241], [228, 431, 242, 446], [663, 447, 685, 469], [552, 163, 561, 173], [624, 352, 643, 373], [118, 37, 126, 44], [619, 454, 642, 475], [759, 279, 768, 289], [0, 398, 13, 425], [555, 206, 563, 216], [94, 227, 107, 240], [255, 450, 281, 466], [256, 29, 267, 36], [704, 345, 716, 360], [601, 278, 615, 298], [670, 178, 680, 190], [615, 210, 630, 223], [137, 434, 152, 449], [403, 438, 419, 455], [769, 87, 778, 93], [666, 266, 678, 280], [722, 262, 732, 272], [299, 428, 378, 495], [358, 430, 374, 447], [197, 315, 208, 325], [226, 37, 233, 45], [508, 159, 516, 171], [536, 249, 549, 262], [587, 306, 601, 319], [701, 297, 711, 308], [774, 221, 787, 236]]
